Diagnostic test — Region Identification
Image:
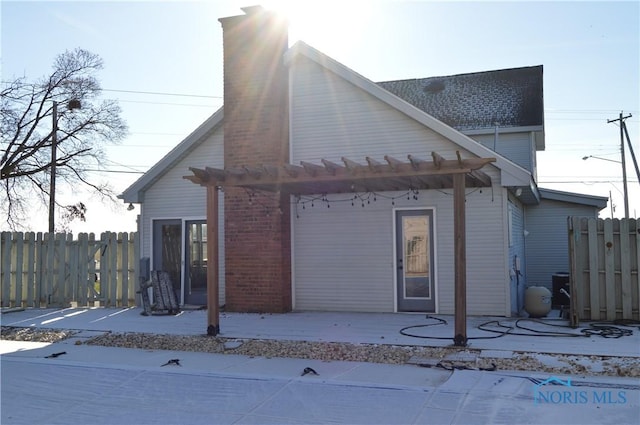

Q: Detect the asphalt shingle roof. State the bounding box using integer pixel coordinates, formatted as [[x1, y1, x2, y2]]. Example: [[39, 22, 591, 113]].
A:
[[377, 65, 543, 131]]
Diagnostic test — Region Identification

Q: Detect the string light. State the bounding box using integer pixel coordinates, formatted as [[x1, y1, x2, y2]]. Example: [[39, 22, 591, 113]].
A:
[[244, 187, 485, 219], [293, 189, 423, 217]]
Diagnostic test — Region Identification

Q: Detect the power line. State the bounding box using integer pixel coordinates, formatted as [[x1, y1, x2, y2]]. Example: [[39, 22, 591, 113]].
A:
[[84, 169, 145, 174], [109, 142, 174, 147], [102, 88, 222, 99], [545, 118, 640, 122], [543, 148, 619, 153], [117, 99, 219, 108], [101, 158, 148, 173], [539, 180, 638, 184], [546, 109, 639, 113], [128, 132, 184, 136]]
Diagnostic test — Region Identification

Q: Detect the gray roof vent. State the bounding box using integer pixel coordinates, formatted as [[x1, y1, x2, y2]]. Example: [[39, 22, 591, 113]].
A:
[[423, 80, 445, 93]]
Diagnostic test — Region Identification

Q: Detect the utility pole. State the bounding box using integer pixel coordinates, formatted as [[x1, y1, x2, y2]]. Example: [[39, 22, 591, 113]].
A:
[[49, 101, 58, 233], [622, 119, 640, 185], [48, 99, 81, 233], [607, 112, 632, 219]]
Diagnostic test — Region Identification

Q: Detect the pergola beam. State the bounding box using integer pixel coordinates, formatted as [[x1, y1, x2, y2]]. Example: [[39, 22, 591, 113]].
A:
[[187, 153, 495, 195]]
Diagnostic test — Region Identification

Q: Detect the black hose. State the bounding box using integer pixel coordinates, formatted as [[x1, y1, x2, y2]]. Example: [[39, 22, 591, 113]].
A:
[[399, 316, 636, 340]]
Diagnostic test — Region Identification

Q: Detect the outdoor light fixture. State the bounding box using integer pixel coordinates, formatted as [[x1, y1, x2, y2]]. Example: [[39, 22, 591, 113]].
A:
[[49, 99, 82, 233], [127, 203, 135, 211], [583, 153, 628, 218], [582, 155, 621, 164]]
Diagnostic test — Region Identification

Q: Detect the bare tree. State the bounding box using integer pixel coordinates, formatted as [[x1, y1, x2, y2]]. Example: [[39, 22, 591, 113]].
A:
[[1, 48, 128, 230]]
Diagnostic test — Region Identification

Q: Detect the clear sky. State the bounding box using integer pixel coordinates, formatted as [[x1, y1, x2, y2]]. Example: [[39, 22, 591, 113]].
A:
[[1, 0, 639, 233]]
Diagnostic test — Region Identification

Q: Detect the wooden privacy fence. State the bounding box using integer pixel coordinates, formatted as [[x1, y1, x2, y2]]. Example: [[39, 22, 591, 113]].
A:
[[1, 232, 139, 308], [568, 217, 639, 325]]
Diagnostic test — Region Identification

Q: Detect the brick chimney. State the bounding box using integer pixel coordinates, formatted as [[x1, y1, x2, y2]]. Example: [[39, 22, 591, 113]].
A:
[[219, 6, 291, 313]]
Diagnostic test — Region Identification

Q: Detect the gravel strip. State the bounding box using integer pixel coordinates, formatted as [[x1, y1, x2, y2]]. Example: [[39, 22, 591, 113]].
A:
[[1, 326, 77, 343], [2, 326, 638, 378], [87, 332, 431, 364]]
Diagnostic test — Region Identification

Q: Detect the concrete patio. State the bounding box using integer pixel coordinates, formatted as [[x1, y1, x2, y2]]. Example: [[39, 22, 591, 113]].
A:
[[2, 307, 639, 358]]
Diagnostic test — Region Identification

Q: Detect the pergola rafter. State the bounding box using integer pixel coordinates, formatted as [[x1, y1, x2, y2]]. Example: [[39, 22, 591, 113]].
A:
[[186, 151, 494, 195], [185, 151, 496, 345]]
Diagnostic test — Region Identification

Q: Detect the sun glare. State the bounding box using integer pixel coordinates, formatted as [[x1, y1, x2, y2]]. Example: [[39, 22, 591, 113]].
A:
[[262, 0, 373, 51]]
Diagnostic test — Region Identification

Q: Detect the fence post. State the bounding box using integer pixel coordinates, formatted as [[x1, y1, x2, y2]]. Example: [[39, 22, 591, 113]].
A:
[[1, 232, 11, 307], [586, 218, 599, 320], [25, 232, 36, 307], [35, 232, 44, 306], [64, 233, 74, 306], [110, 232, 118, 306], [603, 219, 616, 321], [77, 233, 87, 306], [620, 219, 632, 318], [120, 232, 128, 307], [14, 232, 24, 307], [131, 231, 140, 306], [568, 217, 579, 326], [89, 233, 99, 304], [130, 231, 137, 306]]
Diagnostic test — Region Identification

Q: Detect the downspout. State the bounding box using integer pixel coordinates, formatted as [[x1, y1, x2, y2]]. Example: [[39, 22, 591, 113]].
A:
[[514, 255, 522, 313]]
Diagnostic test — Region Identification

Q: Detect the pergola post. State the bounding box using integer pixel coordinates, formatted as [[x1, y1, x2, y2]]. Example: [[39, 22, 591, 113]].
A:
[[453, 173, 467, 346], [206, 185, 220, 336]]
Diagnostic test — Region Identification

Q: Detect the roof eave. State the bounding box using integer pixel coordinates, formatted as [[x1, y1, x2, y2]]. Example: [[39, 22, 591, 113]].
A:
[[539, 188, 608, 210], [462, 125, 545, 151], [119, 107, 224, 203]]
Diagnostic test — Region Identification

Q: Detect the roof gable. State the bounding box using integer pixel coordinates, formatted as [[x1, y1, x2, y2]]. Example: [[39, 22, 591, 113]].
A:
[[284, 41, 535, 190], [119, 107, 224, 203]]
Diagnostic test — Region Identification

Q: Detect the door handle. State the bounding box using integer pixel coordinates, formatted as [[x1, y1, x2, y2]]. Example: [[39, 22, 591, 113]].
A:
[[397, 259, 403, 270]]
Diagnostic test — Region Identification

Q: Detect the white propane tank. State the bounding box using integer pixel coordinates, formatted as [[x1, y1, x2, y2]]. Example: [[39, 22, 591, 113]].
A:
[[524, 286, 552, 318]]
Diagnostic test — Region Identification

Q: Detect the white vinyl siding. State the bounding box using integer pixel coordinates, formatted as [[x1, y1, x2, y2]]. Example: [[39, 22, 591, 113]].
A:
[[290, 56, 509, 315], [525, 199, 599, 291], [507, 197, 526, 315], [471, 132, 534, 174], [461, 187, 509, 316], [293, 197, 393, 312], [141, 129, 225, 303], [293, 187, 507, 314], [290, 57, 472, 163]]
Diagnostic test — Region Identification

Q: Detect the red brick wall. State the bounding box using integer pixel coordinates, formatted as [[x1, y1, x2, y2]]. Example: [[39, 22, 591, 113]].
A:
[[219, 8, 292, 312]]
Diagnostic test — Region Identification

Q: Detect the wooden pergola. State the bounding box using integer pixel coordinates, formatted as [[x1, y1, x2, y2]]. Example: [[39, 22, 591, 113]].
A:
[[185, 151, 496, 346]]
